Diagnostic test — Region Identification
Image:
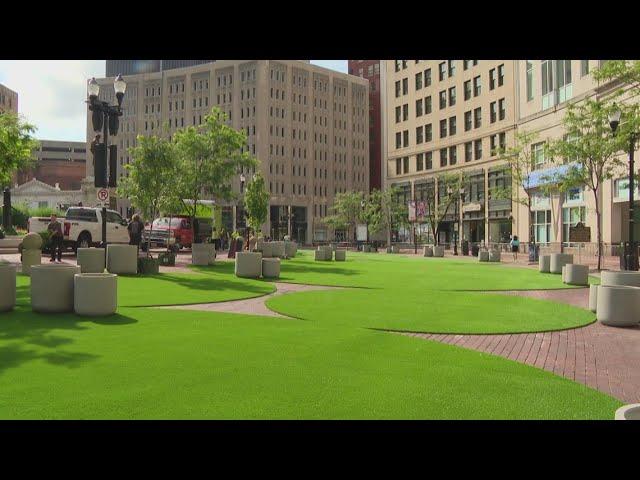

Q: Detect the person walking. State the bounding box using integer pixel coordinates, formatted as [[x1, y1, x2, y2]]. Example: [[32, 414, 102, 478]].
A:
[[510, 235, 520, 262], [127, 214, 145, 255], [211, 227, 220, 250], [47, 213, 64, 263]]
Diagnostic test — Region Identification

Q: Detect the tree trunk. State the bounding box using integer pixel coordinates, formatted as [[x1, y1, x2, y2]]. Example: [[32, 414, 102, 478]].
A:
[[594, 188, 602, 271]]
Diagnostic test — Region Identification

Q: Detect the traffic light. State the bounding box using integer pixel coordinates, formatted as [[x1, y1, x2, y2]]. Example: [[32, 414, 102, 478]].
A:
[[109, 145, 118, 188], [93, 144, 107, 188]]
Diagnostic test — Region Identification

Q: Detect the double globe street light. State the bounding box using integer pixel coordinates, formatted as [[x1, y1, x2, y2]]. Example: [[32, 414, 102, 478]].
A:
[[87, 74, 127, 248]]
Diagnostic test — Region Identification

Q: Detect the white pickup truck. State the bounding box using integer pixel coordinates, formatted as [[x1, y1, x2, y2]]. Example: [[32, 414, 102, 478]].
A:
[[28, 207, 130, 251]]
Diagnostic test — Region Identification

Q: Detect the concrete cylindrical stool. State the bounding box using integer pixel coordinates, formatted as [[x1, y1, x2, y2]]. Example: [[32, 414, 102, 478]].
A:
[[22, 232, 43, 250], [562, 265, 568, 283], [285, 241, 297, 258], [30, 264, 81, 313], [0, 262, 17, 312], [77, 248, 106, 273], [539, 255, 551, 273], [565, 264, 589, 286], [21, 248, 42, 276], [423, 246, 433, 257], [106, 245, 138, 274], [550, 253, 574, 274], [235, 252, 262, 278], [600, 271, 640, 288], [261, 242, 273, 258], [74, 273, 117, 316], [335, 250, 346, 261], [192, 243, 215, 266], [478, 251, 489, 262], [433, 246, 444, 257], [489, 250, 501, 262], [596, 285, 640, 327], [589, 284, 598, 313], [271, 241, 285, 258], [262, 258, 281, 278], [615, 404, 640, 420]]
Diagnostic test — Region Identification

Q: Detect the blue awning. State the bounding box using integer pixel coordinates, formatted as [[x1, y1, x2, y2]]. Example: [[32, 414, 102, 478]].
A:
[[524, 163, 575, 190]]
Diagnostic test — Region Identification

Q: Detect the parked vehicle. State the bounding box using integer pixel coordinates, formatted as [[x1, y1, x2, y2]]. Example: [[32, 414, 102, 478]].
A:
[[141, 215, 213, 251], [29, 207, 129, 251]]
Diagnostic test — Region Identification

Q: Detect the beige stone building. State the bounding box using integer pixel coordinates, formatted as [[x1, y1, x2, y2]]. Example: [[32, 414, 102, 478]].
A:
[[87, 60, 369, 244], [0, 83, 18, 113], [384, 60, 518, 245]]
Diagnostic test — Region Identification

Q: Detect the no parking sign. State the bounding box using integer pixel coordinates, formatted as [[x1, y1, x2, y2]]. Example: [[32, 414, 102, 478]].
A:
[[97, 188, 109, 206]]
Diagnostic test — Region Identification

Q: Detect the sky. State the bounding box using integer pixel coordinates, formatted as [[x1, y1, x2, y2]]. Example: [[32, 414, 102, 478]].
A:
[[0, 60, 347, 143]]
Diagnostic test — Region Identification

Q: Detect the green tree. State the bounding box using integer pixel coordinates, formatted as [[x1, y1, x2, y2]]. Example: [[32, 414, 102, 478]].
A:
[[244, 172, 269, 238], [366, 187, 408, 246], [546, 98, 627, 269], [0, 112, 39, 188], [495, 130, 541, 246], [324, 191, 365, 241], [117, 134, 178, 255], [173, 107, 257, 242], [422, 173, 464, 246]]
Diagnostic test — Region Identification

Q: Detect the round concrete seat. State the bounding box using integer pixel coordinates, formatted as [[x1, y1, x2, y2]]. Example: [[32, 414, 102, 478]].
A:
[[615, 404, 640, 420], [550, 253, 574, 274], [478, 251, 489, 262], [335, 250, 346, 261], [0, 262, 17, 312], [106, 244, 138, 274], [261, 242, 273, 258], [21, 248, 42, 276], [192, 243, 215, 266], [74, 273, 117, 316], [315, 246, 332, 261], [30, 264, 81, 313], [235, 252, 262, 278], [600, 270, 640, 288], [565, 264, 589, 286], [22, 232, 43, 250], [77, 248, 105, 273], [271, 241, 285, 258], [488, 250, 501, 262], [433, 246, 444, 257], [539, 255, 551, 273], [262, 258, 281, 278], [596, 285, 640, 327], [589, 284, 598, 313], [423, 246, 433, 257], [284, 241, 297, 258]]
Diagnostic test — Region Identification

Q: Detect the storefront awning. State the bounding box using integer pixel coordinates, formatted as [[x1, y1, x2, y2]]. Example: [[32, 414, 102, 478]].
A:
[[524, 163, 575, 190]]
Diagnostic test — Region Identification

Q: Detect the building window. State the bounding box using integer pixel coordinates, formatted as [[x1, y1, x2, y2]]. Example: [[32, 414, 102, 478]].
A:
[[474, 107, 482, 128], [395, 158, 401, 175], [448, 86, 456, 106], [396, 132, 402, 149], [402, 78, 408, 95], [562, 206, 586, 245], [403, 130, 409, 147], [465, 142, 473, 162], [498, 64, 505, 86], [473, 76, 481, 96], [498, 98, 506, 120], [395, 106, 401, 123], [531, 142, 546, 170], [416, 98, 423, 117], [489, 68, 496, 90], [425, 123, 433, 142], [526, 61, 534, 101], [439, 119, 447, 138], [581, 60, 589, 77], [449, 116, 456, 136], [425, 151, 433, 170], [490, 102, 497, 123], [464, 111, 472, 131], [415, 72, 423, 90], [395, 81, 401, 98], [417, 153, 424, 171], [464, 80, 471, 101], [425, 96, 432, 114], [440, 148, 448, 167], [439, 90, 447, 109], [403, 103, 409, 121], [449, 146, 457, 165], [416, 126, 424, 144], [474, 139, 483, 160], [424, 68, 432, 86], [532, 209, 552, 244], [439, 62, 446, 81], [403, 156, 409, 174], [448, 60, 456, 77]]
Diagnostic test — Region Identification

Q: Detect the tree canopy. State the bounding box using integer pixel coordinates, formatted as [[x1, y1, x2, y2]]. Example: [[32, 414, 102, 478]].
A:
[[0, 112, 39, 188], [244, 172, 269, 236]]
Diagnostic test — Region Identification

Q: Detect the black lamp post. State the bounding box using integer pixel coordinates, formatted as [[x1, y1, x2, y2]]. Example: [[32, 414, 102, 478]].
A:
[[239, 173, 247, 248], [87, 75, 126, 249], [360, 199, 369, 247], [609, 107, 639, 271]]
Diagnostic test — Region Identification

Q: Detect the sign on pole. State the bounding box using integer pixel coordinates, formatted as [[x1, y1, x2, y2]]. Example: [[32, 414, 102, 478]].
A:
[[408, 201, 426, 222], [96, 188, 110, 206]]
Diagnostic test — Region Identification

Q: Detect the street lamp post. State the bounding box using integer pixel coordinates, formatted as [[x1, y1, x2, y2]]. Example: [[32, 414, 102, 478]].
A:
[[87, 75, 126, 250], [609, 108, 639, 271], [240, 173, 246, 249], [360, 199, 369, 248]]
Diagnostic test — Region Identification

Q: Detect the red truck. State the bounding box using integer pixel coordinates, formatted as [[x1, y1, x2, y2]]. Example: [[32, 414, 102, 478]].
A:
[[141, 216, 212, 251]]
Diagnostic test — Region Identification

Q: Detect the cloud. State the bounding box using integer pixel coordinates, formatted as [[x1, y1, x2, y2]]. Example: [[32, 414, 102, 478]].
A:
[[0, 60, 104, 142]]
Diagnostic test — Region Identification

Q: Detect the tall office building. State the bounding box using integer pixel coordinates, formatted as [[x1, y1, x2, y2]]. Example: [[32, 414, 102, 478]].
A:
[[0, 83, 18, 113], [105, 60, 214, 77], [384, 60, 517, 244], [87, 60, 369, 244], [349, 60, 385, 191]]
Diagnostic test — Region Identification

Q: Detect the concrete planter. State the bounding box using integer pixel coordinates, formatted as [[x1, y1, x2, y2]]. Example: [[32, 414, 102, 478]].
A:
[[423, 246, 433, 257], [433, 246, 444, 257], [565, 264, 589, 286], [261, 242, 274, 258], [21, 248, 41, 276], [30, 264, 81, 313], [478, 251, 489, 262], [284, 241, 297, 258], [271, 241, 286, 258], [138, 257, 160, 275], [549, 253, 574, 274], [615, 404, 640, 420], [589, 284, 598, 313], [192, 243, 216, 266], [262, 258, 281, 278], [335, 250, 346, 261], [488, 250, 501, 262], [539, 255, 551, 273], [0, 262, 17, 312], [158, 251, 176, 266], [596, 285, 640, 327], [106, 245, 138, 274], [315, 246, 332, 261], [600, 270, 640, 288], [77, 248, 105, 273], [22, 232, 43, 250], [74, 273, 117, 316], [235, 252, 262, 278]]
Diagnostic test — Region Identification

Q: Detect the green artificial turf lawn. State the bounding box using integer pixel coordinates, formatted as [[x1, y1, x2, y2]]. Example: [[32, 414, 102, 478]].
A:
[[0, 306, 620, 419]]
